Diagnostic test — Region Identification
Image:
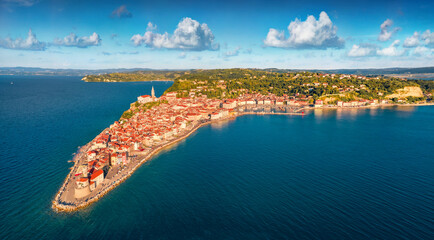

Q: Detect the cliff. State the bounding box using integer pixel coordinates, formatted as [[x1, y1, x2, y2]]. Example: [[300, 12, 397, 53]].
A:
[[386, 86, 424, 99]]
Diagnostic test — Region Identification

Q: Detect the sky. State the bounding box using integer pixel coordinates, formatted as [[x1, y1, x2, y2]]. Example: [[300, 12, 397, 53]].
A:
[[0, 0, 433, 69]]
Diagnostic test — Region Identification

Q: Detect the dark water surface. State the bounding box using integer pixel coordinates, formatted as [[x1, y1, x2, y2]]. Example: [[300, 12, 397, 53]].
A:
[[0, 76, 433, 239]]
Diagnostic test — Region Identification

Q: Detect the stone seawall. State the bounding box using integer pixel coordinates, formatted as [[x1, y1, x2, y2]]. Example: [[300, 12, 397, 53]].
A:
[[52, 120, 216, 212]]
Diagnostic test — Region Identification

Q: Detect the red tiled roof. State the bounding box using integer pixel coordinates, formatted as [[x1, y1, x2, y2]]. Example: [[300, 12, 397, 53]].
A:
[[77, 177, 88, 182], [90, 169, 104, 180]]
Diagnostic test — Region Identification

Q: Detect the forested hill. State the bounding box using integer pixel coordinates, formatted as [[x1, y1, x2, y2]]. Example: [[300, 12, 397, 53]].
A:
[[163, 69, 434, 102], [81, 69, 433, 101], [82, 71, 185, 82], [307, 67, 434, 75]]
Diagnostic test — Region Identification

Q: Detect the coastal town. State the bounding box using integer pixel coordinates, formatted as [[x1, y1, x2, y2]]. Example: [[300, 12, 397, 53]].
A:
[[54, 87, 239, 210], [5, 0, 434, 238], [53, 69, 433, 211]]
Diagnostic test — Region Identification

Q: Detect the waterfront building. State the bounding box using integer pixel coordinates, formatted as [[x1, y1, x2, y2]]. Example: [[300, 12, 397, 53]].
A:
[[210, 112, 221, 120], [110, 154, 118, 166], [90, 169, 104, 187], [315, 100, 324, 108], [264, 99, 272, 105], [246, 100, 256, 105], [222, 99, 237, 109], [122, 152, 128, 165]]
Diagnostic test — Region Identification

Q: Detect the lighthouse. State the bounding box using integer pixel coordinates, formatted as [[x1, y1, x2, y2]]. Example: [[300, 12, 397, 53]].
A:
[[151, 86, 155, 98]]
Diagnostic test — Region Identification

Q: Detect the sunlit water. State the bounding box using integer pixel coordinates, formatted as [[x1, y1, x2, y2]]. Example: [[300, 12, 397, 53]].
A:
[[0, 76, 433, 239]]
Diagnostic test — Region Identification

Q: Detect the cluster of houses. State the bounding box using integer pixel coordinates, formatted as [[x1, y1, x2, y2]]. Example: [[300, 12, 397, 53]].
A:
[[294, 72, 373, 81], [74, 88, 391, 198], [74, 90, 236, 197], [227, 93, 388, 108], [314, 99, 389, 108]]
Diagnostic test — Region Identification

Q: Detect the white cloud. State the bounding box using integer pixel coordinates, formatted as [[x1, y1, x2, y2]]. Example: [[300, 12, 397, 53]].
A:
[[347, 44, 377, 57], [421, 30, 434, 47], [378, 19, 400, 42], [413, 46, 433, 56], [264, 11, 344, 49], [402, 30, 434, 53], [403, 32, 420, 48], [131, 17, 219, 51], [376, 40, 405, 56], [264, 29, 286, 48], [223, 46, 241, 57], [347, 38, 429, 58], [0, 29, 46, 50], [146, 22, 157, 31], [53, 32, 101, 48]]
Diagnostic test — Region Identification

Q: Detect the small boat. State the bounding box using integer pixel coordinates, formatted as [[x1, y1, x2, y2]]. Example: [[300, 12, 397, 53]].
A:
[[11, 82, 14, 85]]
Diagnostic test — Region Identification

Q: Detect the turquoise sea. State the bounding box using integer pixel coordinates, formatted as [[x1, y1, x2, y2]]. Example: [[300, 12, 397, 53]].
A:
[[0, 76, 433, 239]]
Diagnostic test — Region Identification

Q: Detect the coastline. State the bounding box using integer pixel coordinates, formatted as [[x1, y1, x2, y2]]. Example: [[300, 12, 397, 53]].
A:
[[295, 102, 434, 112], [52, 110, 304, 212], [53, 120, 210, 212], [82, 79, 174, 83], [52, 102, 433, 212]]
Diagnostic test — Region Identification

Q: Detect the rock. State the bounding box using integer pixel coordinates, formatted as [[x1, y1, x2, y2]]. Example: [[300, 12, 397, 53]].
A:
[[386, 86, 424, 99]]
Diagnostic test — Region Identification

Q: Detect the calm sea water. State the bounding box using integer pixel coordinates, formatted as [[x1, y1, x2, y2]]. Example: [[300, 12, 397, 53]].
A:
[[0, 76, 433, 240]]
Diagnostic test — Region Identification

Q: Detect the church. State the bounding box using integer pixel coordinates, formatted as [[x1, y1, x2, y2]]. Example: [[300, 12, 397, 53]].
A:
[[137, 86, 158, 104]]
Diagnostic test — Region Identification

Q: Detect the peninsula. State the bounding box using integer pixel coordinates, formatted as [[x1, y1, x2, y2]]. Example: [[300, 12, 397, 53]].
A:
[[53, 69, 434, 212]]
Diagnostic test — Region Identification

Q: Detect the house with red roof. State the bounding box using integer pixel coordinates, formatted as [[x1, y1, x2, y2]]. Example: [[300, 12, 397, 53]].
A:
[[137, 95, 153, 104], [90, 169, 104, 188], [76, 177, 89, 189], [315, 100, 324, 107]]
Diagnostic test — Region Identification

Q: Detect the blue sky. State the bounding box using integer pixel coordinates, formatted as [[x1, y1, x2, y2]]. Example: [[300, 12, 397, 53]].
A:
[[0, 0, 433, 69]]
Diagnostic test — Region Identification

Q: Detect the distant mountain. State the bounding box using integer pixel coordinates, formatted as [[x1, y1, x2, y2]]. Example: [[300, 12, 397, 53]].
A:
[[264, 67, 434, 76], [1, 66, 433, 78], [308, 67, 434, 75], [0, 67, 174, 76]]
